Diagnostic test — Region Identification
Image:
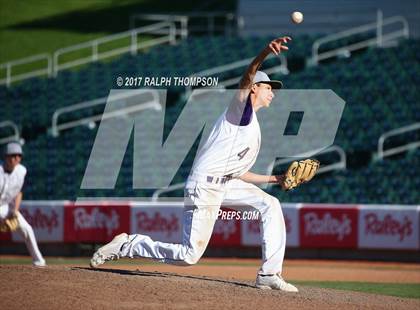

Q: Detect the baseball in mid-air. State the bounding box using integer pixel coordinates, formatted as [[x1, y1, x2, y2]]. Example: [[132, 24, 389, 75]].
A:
[[291, 11, 303, 24]]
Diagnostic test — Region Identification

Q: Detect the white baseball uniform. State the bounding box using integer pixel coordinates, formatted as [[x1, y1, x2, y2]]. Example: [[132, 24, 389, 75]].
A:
[[0, 163, 45, 266], [121, 96, 287, 275]]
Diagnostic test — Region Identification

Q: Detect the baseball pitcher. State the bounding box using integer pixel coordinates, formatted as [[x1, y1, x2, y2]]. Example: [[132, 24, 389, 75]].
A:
[[91, 37, 320, 291]]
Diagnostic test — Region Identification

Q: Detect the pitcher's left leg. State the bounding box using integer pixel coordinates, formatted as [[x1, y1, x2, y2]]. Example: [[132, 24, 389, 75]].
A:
[[223, 179, 297, 292], [16, 212, 46, 266], [223, 179, 285, 274]]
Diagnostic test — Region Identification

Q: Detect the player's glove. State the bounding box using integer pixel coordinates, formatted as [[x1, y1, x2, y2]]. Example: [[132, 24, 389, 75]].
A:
[[0, 212, 20, 232], [281, 159, 320, 191]]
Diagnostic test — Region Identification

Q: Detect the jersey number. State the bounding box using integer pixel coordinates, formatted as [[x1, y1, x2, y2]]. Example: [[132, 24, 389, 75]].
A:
[[237, 147, 250, 160]]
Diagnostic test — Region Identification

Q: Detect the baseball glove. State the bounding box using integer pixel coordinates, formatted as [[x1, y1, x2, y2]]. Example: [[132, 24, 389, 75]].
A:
[[0, 213, 20, 232], [281, 159, 320, 191]]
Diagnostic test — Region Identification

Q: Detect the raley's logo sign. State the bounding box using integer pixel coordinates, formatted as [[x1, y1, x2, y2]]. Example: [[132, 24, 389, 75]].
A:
[[304, 212, 351, 241], [300, 206, 358, 248], [213, 219, 238, 241], [246, 214, 292, 234], [135, 211, 180, 237], [20, 209, 59, 233], [73, 207, 119, 236], [64, 204, 130, 242], [364, 213, 413, 242], [210, 209, 241, 246]]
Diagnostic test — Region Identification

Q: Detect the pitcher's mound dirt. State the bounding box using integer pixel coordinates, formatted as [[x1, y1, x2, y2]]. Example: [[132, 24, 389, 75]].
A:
[[0, 265, 418, 310]]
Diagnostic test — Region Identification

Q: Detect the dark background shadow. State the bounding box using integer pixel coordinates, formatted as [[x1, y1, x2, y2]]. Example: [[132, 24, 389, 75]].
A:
[[5, 0, 236, 34]]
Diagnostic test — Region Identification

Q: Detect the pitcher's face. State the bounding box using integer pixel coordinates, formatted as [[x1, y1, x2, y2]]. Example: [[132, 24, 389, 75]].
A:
[[253, 83, 274, 108], [4, 154, 22, 172]]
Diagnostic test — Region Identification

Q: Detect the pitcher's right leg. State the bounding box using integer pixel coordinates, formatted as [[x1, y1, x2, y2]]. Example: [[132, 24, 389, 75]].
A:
[[91, 182, 223, 268]]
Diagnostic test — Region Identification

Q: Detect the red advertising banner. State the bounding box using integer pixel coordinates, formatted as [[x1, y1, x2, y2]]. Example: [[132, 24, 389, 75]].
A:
[[300, 204, 358, 248], [240, 203, 300, 247], [13, 201, 65, 242], [209, 208, 241, 246], [64, 202, 130, 242], [3, 200, 417, 251], [0, 230, 11, 242], [358, 205, 419, 250], [130, 203, 184, 243]]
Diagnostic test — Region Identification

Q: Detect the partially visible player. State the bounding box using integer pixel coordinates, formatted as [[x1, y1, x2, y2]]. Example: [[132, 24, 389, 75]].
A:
[[91, 37, 300, 291], [0, 142, 46, 267]]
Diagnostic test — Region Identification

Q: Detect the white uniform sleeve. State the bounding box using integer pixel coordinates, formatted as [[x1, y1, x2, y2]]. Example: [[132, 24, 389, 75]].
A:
[[0, 167, 5, 200], [0, 164, 27, 205], [16, 164, 27, 179]]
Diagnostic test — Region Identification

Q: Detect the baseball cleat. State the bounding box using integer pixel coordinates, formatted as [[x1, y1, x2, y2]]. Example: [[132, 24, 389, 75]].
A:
[[255, 274, 298, 292], [33, 260, 47, 268], [90, 233, 129, 268]]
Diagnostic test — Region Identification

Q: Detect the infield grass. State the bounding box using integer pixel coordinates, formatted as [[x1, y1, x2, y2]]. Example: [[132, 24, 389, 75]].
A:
[[295, 281, 420, 299]]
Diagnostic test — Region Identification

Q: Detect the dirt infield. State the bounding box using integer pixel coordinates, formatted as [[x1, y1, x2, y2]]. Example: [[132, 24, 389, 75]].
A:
[[1, 260, 420, 310], [112, 258, 420, 284]]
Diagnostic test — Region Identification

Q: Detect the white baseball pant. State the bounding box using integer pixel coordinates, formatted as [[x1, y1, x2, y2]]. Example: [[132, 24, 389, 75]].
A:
[[121, 178, 286, 275], [0, 204, 45, 265]]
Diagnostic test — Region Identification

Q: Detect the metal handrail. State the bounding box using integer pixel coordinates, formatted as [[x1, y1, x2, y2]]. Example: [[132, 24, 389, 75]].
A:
[[186, 53, 288, 95], [51, 89, 162, 137], [376, 123, 420, 160], [310, 11, 409, 65], [152, 183, 185, 202], [0, 54, 52, 87], [0, 21, 180, 87], [266, 145, 347, 188], [130, 14, 189, 39], [130, 12, 238, 37], [53, 22, 176, 76], [0, 121, 20, 145]]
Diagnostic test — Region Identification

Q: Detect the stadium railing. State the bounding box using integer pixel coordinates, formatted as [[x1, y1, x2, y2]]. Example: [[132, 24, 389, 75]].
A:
[[0, 54, 52, 87], [152, 183, 185, 202], [375, 122, 420, 160], [309, 10, 409, 66], [53, 22, 177, 77], [130, 12, 241, 37], [51, 89, 162, 137], [0, 21, 181, 87], [0, 120, 20, 145]]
